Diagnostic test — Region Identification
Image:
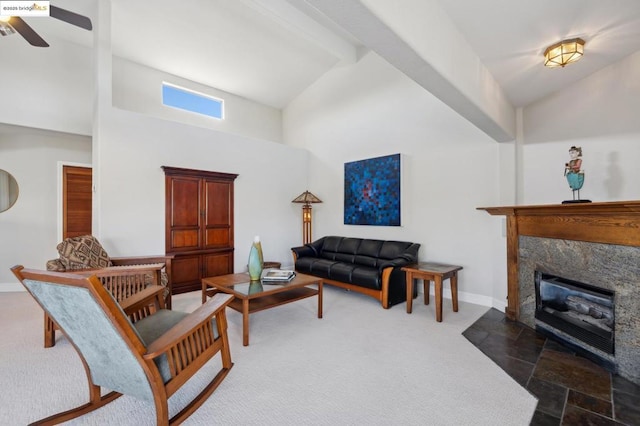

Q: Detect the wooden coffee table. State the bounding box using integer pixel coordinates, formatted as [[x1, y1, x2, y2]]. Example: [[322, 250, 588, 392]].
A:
[[202, 272, 323, 346]]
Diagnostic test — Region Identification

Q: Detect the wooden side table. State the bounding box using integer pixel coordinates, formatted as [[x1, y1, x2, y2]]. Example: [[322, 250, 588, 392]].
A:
[[402, 262, 463, 322]]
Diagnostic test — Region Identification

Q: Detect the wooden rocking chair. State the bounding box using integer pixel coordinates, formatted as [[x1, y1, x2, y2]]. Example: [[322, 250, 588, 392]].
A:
[[11, 265, 234, 426], [43, 263, 165, 348]]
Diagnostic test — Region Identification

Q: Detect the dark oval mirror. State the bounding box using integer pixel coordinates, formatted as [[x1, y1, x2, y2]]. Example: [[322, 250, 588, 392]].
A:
[[0, 169, 19, 212]]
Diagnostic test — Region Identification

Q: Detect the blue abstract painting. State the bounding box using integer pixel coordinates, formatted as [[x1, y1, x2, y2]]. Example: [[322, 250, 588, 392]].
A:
[[344, 153, 401, 226]]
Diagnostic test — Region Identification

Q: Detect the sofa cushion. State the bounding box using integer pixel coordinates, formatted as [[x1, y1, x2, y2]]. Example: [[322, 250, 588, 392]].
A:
[[357, 239, 383, 257], [379, 241, 414, 260], [296, 258, 381, 290], [351, 266, 380, 290], [57, 235, 113, 270], [295, 257, 336, 279], [353, 254, 378, 268], [292, 236, 421, 307], [333, 252, 356, 263], [337, 238, 362, 255], [329, 262, 355, 283], [321, 236, 343, 253], [354, 240, 383, 267]]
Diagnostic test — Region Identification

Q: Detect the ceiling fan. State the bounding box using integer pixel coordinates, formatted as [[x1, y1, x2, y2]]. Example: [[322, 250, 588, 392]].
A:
[[0, 4, 92, 47]]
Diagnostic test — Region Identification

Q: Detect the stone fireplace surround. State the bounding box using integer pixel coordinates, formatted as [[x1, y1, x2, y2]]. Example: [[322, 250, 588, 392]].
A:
[[478, 201, 640, 386]]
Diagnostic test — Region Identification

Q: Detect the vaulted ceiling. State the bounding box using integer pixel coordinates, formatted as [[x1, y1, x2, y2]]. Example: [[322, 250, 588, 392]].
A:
[[4, 0, 640, 140]]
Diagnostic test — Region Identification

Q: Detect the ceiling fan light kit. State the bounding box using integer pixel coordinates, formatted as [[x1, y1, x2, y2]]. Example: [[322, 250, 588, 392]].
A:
[[544, 38, 585, 68], [0, 4, 92, 47], [0, 19, 15, 36]]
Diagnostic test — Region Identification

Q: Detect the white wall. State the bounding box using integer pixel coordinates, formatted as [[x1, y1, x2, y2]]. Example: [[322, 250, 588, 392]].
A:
[[1, 91, 308, 290], [0, 34, 93, 289], [0, 33, 308, 288], [101, 52, 309, 272], [0, 39, 93, 136], [112, 58, 283, 143], [359, 0, 516, 141], [0, 126, 91, 288], [284, 51, 504, 307], [4, 18, 639, 306], [96, 107, 309, 274], [522, 51, 640, 205]]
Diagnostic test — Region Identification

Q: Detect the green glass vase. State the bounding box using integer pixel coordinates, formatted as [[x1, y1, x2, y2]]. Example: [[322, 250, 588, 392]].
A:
[[248, 236, 264, 281]]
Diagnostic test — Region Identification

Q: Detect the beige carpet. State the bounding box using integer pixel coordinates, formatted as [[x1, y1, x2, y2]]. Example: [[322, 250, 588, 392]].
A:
[[0, 286, 537, 425]]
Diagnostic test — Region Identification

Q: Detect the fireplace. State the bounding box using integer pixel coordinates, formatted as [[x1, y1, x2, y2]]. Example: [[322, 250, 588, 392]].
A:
[[535, 271, 615, 361], [478, 201, 640, 386]]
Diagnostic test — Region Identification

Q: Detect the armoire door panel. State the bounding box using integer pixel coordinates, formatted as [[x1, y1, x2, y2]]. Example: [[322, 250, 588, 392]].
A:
[[204, 181, 231, 225], [171, 229, 200, 250], [172, 255, 201, 284], [170, 178, 201, 227], [203, 252, 233, 277], [204, 228, 230, 248]]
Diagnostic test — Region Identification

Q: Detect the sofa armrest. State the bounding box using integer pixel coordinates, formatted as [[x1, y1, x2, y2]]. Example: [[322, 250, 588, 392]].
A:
[[291, 245, 316, 260], [378, 242, 420, 271], [378, 255, 416, 272], [292, 237, 326, 262]]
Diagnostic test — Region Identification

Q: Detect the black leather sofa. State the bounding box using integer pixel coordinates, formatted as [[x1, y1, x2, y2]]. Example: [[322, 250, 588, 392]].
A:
[[291, 236, 420, 308]]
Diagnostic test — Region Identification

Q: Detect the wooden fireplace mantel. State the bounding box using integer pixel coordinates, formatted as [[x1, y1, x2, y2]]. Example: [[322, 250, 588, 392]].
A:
[[477, 200, 640, 320]]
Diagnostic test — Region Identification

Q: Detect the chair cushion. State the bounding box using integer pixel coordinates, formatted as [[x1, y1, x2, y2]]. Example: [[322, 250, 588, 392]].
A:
[[134, 310, 189, 345], [134, 309, 220, 383], [134, 310, 188, 383], [45, 259, 65, 271], [56, 235, 113, 270]]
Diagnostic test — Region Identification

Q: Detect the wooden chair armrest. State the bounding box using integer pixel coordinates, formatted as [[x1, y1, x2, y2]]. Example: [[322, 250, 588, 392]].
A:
[[110, 254, 174, 266], [110, 256, 174, 300], [71, 264, 164, 276], [120, 285, 165, 316], [144, 293, 233, 359]]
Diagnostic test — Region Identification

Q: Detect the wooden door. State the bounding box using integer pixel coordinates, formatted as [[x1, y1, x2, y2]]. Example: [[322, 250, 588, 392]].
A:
[[63, 166, 92, 239]]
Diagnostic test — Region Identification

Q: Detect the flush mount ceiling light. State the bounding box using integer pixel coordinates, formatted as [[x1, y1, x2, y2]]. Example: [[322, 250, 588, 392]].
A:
[[544, 38, 585, 68]]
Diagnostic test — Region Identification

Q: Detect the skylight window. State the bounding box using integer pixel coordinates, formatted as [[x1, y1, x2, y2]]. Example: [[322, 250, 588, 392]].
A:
[[162, 83, 224, 119]]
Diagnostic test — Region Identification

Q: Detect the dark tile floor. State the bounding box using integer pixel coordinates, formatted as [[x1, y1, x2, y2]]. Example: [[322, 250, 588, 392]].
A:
[[463, 308, 640, 425]]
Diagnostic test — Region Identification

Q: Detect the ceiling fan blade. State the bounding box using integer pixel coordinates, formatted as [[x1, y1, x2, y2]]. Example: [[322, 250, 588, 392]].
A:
[[50, 5, 92, 31], [9, 17, 49, 47]]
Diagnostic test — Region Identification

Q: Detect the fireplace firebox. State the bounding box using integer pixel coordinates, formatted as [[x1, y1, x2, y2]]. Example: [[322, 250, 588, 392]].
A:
[[535, 271, 615, 356]]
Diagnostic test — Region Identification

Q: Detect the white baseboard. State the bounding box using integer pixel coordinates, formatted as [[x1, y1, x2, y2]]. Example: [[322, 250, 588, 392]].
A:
[[491, 297, 507, 312], [419, 286, 507, 311], [1, 279, 510, 314]]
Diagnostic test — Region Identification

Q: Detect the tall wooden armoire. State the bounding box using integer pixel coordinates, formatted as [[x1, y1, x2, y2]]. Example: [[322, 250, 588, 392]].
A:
[[162, 166, 238, 294]]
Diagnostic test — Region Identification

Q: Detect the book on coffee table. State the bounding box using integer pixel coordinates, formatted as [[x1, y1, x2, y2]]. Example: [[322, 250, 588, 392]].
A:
[[261, 269, 296, 282]]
